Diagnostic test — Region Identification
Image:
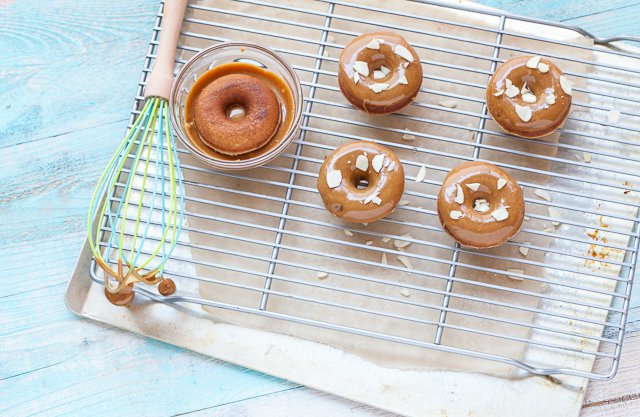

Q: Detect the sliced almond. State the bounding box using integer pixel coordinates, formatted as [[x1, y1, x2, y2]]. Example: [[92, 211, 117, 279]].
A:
[[369, 83, 389, 93], [450, 210, 463, 220], [494, 89, 505, 97], [365, 240, 373, 246], [415, 165, 427, 182], [365, 39, 380, 50], [545, 94, 556, 105], [400, 288, 411, 297], [397, 75, 408, 85], [355, 154, 368, 171], [372, 154, 385, 173], [582, 152, 592, 163], [393, 44, 414, 62], [380, 65, 390, 75], [522, 93, 537, 103], [505, 79, 513, 88], [534, 189, 552, 201], [454, 184, 464, 204], [524, 216, 530, 221], [353, 61, 369, 77], [548, 207, 561, 227], [373, 70, 385, 80], [497, 178, 507, 190], [402, 130, 416, 141], [515, 104, 532, 122], [526, 56, 542, 69], [393, 234, 413, 249], [439, 99, 457, 108], [343, 229, 354, 237], [473, 199, 490, 213], [353, 73, 360, 84], [363, 192, 382, 205], [521, 82, 530, 95], [505, 85, 520, 98], [466, 183, 480, 191], [326, 170, 342, 189], [491, 206, 509, 221], [381, 252, 388, 265], [382, 237, 391, 243], [317, 272, 329, 279], [559, 75, 572, 96], [538, 62, 550, 73], [506, 269, 524, 281], [397, 255, 413, 269], [608, 110, 621, 124], [543, 227, 554, 233], [519, 245, 530, 257], [398, 200, 410, 206]]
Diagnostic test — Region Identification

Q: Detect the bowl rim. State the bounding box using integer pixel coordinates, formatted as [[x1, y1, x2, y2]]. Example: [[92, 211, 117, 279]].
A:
[[168, 41, 304, 171]]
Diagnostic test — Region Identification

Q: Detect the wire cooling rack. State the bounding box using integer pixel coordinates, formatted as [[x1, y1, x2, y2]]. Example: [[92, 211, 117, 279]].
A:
[[90, 0, 640, 381]]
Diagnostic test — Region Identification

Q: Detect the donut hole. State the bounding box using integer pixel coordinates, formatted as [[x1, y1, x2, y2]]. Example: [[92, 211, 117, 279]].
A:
[[472, 197, 491, 213], [226, 103, 247, 121], [355, 176, 370, 190]]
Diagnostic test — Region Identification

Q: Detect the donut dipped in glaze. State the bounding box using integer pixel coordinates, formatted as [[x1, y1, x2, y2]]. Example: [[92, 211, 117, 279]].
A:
[[486, 55, 572, 139], [193, 73, 281, 155], [338, 32, 423, 115], [318, 141, 404, 223], [437, 161, 524, 249]]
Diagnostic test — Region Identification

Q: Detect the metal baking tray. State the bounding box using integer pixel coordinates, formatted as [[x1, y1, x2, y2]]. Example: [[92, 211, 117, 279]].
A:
[[67, 0, 640, 414]]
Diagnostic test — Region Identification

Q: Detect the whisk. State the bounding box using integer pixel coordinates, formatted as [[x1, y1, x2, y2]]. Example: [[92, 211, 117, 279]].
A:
[[87, 0, 188, 305]]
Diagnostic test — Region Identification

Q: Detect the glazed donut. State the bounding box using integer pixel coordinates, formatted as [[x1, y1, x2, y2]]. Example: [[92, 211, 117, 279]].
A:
[[486, 55, 572, 139], [338, 32, 423, 115], [317, 141, 405, 223], [437, 161, 524, 249], [193, 73, 280, 155]]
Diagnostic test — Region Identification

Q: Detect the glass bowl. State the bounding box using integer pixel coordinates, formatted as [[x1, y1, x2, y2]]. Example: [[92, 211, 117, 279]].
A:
[[169, 42, 303, 171]]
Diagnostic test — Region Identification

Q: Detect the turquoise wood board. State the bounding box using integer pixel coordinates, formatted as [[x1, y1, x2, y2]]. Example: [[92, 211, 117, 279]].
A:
[[1, 1, 639, 415]]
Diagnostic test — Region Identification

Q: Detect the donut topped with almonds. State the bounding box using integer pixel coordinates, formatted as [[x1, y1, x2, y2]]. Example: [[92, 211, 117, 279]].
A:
[[486, 55, 572, 138]]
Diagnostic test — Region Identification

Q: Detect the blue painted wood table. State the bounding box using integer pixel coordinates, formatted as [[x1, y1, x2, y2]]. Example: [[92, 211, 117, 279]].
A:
[[1, 1, 639, 415]]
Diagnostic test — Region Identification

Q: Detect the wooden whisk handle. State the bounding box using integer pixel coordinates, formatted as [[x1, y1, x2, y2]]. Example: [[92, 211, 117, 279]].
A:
[[145, 0, 188, 100]]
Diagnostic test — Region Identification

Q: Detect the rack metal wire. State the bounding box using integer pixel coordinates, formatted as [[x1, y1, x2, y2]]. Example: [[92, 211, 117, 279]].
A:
[[90, 0, 640, 380]]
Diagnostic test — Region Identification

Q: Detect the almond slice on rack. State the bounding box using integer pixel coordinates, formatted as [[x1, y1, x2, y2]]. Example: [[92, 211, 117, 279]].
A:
[[534, 189, 552, 201], [415, 165, 427, 182], [439, 99, 457, 108], [506, 269, 524, 281], [400, 288, 411, 297], [382, 237, 391, 243], [393, 234, 413, 249], [317, 272, 329, 279], [397, 255, 413, 269], [402, 129, 416, 141], [381, 252, 388, 265], [398, 200, 410, 206], [343, 229, 354, 237], [519, 245, 530, 257]]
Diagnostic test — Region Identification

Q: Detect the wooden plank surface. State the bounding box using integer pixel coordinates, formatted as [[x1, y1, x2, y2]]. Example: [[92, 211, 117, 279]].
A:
[[0, 0, 638, 416]]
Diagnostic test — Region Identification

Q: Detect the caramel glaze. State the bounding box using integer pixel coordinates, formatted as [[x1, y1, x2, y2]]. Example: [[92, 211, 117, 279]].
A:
[[317, 141, 404, 223], [437, 161, 524, 249], [158, 278, 176, 296], [193, 74, 280, 155], [486, 56, 572, 139], [105, 283, 134, 306], [338, 32, 423, 115], [185, 62, 294, 160]]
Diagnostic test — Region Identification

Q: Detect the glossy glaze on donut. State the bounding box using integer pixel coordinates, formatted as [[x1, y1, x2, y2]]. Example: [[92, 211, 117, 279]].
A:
[[194, 73, 280, 155], [184, 62, 294, 161], [338, 32, 423, 115], [437, 161, 524, 249], [486, 55, 572, 139], [317, 141, 405, 223]]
